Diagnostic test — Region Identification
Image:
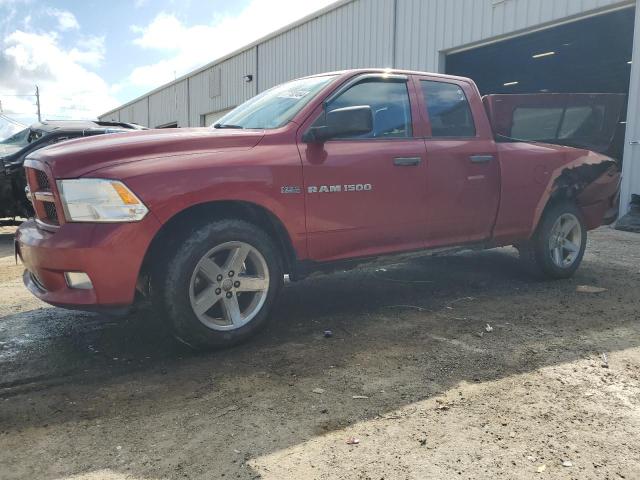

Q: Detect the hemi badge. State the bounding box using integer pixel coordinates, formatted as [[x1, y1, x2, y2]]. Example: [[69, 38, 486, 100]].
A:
[[281, 186, 301, 194]]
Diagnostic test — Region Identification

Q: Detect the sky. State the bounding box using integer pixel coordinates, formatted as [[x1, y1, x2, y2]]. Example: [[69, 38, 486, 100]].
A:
[[0, 0, 337, 138]]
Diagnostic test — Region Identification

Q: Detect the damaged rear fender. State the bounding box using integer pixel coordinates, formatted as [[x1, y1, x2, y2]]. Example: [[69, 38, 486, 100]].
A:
[[532, 153, 620, 234]]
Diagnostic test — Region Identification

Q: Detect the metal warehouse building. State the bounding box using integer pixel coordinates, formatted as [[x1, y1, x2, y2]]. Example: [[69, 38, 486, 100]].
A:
[[100, 0, 640, 218]]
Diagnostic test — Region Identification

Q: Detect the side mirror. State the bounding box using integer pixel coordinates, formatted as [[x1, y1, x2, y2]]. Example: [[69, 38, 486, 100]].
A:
[[303, 105, 373, 143]]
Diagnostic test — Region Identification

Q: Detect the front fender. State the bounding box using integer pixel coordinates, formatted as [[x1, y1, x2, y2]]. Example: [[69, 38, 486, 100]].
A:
[[91, 147, 308, 259]]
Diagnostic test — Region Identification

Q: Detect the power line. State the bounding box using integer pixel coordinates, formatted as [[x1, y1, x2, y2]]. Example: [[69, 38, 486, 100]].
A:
[[0, 114, 27, 128], [0, 86, 41, 121]]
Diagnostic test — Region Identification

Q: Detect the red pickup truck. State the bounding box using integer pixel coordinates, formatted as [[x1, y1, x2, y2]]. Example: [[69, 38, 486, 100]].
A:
[[15, 69, 620, 348]]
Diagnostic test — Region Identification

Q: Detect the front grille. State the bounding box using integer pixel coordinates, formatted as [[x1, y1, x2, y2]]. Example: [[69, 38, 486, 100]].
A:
[[43, 201, 59, 223], [35, 169, 50, 190], [25, 166, 60, 226]]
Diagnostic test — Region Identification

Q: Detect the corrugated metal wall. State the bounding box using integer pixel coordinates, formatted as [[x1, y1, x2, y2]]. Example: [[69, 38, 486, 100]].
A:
[[102, 111, 119, 122], [117, 98, 148, 126], [257, 0, 394, 91], [188, 48, 257, 127], [149, 79, 188, 128], [620, 1, 639, 216]]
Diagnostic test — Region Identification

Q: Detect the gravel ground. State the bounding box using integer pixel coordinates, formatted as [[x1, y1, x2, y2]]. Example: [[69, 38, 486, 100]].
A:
[[0, 225, 638, 479]]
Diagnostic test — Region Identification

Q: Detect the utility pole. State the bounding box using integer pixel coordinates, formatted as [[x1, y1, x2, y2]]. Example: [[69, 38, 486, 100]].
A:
[[35, 85, 41, 122]]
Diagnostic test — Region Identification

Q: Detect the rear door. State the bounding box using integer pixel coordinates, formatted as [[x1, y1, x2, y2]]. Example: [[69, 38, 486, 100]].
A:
[[298, 74, 429, 261], [414, 76, 500, 246]]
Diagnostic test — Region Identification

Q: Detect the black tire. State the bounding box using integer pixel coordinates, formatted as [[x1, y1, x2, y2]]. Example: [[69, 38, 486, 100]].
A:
[[519, 201, 587, 280], [153, 219, 283, 349]]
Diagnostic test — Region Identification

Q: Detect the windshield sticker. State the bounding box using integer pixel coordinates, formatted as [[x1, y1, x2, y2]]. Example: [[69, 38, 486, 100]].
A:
[[277, 89, 311, 99]]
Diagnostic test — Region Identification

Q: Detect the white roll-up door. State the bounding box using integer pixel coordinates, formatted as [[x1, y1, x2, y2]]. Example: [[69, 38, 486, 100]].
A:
[[203, 108, 235, 127]]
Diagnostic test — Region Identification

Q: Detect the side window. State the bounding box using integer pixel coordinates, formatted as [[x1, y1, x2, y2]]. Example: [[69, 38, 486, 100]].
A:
[[323, 80, 412, 139], [510, 105, 605, 141], [511, 107, 563, 140], [558, 105, 605, 139], [421, 81, 476, 138]]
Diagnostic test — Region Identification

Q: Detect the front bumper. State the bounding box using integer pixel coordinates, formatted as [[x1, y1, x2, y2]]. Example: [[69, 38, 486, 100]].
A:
[[15, 216, 161, 310]]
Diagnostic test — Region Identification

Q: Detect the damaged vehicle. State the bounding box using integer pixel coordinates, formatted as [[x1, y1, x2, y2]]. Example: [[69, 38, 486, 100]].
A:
[[15, 69, 621, 349], [0, 120, 145, 222]]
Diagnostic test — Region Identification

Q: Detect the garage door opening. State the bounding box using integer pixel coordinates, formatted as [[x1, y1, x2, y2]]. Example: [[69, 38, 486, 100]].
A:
[[445, 8, 635, 96]]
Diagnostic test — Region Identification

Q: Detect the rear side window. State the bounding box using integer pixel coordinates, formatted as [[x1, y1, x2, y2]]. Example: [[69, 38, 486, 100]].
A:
[[421, 81, 476, 137], [511, 105, 606, 140], [558, 105, 605, 139], [511, 107, 563, 140], [325, 79, 412, 139]]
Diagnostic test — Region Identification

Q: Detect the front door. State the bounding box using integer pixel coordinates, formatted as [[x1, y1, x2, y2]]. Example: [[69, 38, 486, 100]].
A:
[[298, 74, 428, 262]]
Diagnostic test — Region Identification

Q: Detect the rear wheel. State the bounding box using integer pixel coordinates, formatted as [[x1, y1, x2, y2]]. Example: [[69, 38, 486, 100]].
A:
[[155, 219, 283, 349], [519, 202, 587, 279]]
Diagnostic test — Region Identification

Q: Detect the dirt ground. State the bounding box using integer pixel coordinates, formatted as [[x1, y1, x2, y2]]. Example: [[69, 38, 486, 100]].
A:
[[0, 225, 639, 480]]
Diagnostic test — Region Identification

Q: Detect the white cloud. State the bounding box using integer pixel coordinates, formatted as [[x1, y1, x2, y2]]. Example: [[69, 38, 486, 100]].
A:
[[126, 0, 337, 89], [0, 117, 26, 140], [46, 8, 79, 31], [131, 12, 183, 50], [69, 35, 106, 67], [0, 30, 118, 121]]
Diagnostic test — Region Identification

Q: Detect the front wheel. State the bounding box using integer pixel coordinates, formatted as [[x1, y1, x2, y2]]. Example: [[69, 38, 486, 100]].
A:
[[519, 202, 587, 279], [155, 219, 283, 349]]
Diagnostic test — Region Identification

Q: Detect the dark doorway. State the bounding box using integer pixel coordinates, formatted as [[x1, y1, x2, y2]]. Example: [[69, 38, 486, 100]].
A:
[[446, 8, 635, 96]]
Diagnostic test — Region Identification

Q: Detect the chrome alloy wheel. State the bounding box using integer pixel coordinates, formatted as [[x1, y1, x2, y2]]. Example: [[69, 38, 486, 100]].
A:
[[548, 213, 582, 268], [188, 241, 270, 331]]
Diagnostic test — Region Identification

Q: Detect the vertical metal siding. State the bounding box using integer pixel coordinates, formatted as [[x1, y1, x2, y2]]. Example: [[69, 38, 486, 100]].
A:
[[257, 0, 394, 92], [188, 48, 257, 127], [103, 112, 119, 122], [619, 0, 640, 215], [148, 80, 188, 127], [118, 98, 149, 126]]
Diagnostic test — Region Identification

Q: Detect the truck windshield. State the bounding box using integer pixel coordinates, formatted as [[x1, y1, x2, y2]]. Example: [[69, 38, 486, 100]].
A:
[[1, 128, 30, 147], [1, 128, 30, 157], [213, 75, 337, 130]]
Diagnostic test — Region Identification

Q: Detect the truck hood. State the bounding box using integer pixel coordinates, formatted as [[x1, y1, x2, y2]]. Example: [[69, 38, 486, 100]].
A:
[[26, 127, 265, 178]]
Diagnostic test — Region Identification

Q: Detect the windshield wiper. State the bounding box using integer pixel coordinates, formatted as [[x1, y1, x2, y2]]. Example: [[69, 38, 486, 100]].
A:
[[213, 123, 244, 129]]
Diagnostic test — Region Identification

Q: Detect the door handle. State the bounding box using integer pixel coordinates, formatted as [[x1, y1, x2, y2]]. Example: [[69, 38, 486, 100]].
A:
[[469, 154, 494, 164], [394, 157, 422, 166]]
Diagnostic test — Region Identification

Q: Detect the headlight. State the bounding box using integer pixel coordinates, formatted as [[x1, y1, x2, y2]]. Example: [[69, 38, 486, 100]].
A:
[[57, 179, 148, 222]]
